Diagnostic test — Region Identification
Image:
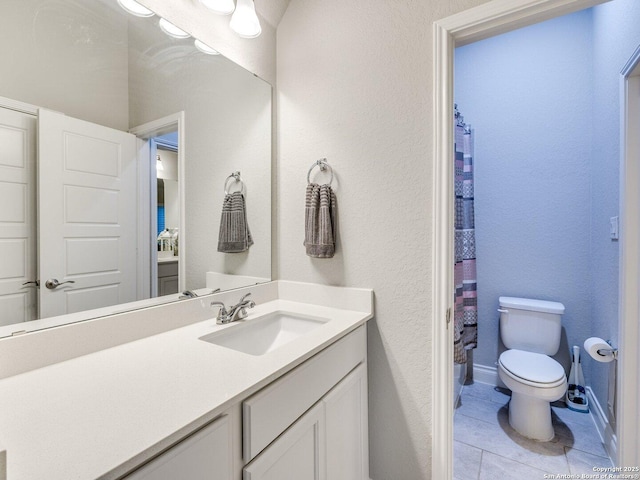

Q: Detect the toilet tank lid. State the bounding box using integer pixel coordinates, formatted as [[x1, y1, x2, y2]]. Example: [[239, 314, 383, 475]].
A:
[[499, 296, 565, 314]]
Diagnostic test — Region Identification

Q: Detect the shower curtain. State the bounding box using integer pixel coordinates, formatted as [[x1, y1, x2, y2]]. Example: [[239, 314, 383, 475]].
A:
[[454, 108, 478, 364]]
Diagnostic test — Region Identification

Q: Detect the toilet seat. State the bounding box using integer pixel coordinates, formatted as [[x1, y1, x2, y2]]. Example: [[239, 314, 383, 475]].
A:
[[499, 349, 565, 388]]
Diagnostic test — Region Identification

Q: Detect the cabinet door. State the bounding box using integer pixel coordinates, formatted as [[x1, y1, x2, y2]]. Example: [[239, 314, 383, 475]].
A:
[[125, 415, 232, 480], [243, 403, 325, 480], [324, 363, 369, 480]]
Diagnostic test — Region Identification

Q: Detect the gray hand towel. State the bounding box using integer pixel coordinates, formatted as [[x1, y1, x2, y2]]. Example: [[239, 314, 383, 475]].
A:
[[304, 183, 336, 258], [217, 192, 253, 253]]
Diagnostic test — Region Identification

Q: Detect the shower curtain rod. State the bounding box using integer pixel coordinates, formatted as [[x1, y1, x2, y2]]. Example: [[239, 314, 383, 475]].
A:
[[454, 104, 471, 133]]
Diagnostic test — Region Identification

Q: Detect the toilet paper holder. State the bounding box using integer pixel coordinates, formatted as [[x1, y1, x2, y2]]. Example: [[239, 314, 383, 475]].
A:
[[597, 341, 618, 360]]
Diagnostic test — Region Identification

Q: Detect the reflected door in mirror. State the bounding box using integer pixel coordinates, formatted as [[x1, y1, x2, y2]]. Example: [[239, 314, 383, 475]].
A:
[[0, 108, 37, 325], [38, 109, 138, 318]]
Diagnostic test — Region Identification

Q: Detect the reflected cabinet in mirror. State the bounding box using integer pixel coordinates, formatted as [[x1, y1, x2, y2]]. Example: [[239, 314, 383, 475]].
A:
[[0, 0, 272, 336]]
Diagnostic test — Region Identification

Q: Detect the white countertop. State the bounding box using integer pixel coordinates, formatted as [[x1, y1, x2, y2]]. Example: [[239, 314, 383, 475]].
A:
[[0, 290, 372, 480]]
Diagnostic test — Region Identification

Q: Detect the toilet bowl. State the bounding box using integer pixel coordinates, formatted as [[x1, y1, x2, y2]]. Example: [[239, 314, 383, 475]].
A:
[[498, 349, 567, 441], [497, 297, 567, 441]]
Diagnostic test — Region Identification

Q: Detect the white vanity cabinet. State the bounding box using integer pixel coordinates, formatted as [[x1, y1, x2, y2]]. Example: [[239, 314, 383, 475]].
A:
[[124, 414, 233, 480], [122, 325, 368, 480], [157, 260, 179, 296], [243, 326, 368, 480], [243, 362, 368, 480]]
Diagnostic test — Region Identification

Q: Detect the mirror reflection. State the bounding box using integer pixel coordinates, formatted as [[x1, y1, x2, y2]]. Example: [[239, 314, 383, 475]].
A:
[[0, 0, 272, 335]]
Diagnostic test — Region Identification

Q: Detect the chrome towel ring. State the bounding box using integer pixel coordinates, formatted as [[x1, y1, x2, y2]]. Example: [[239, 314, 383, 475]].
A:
[[307, 158, 333, 185], [224, 171, 245, 195]]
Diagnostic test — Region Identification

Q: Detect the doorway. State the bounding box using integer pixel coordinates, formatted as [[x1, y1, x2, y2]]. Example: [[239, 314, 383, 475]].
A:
[[432, 0, 640, 478], [130, 112, 185, 298]]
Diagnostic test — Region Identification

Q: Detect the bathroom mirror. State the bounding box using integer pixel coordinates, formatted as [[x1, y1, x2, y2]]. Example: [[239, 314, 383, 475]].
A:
[[0, 0, 271, 336]]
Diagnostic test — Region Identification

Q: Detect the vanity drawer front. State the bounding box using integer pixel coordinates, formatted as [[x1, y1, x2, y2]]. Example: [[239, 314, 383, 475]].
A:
[[243, 325, 366, 462]]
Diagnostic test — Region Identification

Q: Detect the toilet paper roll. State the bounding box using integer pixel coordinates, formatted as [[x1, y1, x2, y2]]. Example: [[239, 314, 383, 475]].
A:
[[584, 337, 615, 363]]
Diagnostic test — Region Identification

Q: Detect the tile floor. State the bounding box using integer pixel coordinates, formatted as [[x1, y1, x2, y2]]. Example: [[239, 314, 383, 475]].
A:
[[454, 382, 613, 480]]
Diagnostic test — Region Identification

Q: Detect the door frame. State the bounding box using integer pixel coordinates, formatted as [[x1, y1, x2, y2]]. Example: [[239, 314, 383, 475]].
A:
[[618, 44, 640, 469], [430, 0, 634, 478], [130, 112, 186, 295]]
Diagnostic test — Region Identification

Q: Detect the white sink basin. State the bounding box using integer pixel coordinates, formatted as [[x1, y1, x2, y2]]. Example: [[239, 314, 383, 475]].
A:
[[199, 311, 329, 356]]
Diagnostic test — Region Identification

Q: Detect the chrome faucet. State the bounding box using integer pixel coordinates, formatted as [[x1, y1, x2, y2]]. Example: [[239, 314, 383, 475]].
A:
[[211, 293, 255, 324], [179, 288, 221, 299]]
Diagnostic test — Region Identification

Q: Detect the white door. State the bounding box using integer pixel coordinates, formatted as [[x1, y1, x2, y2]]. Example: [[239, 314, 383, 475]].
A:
[[244, 402, 326, 480], [38, 109, 138, 318], [324, 363, 369, 480], [0, 108, 37, 325]]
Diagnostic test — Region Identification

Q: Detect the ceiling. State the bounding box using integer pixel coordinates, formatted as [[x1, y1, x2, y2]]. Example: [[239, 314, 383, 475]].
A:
[[255, 0, 290, 28]]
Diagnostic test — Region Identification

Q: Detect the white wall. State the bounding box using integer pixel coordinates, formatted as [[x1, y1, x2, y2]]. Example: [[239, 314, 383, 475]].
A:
[[0, 0, 129, 130], [128, 18, 272, 290], [277, 0, 490, 478], [139, 0, 276, 84]]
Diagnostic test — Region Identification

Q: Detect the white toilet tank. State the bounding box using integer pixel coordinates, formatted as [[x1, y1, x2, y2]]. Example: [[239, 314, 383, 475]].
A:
[[499, 297, 565, 355]]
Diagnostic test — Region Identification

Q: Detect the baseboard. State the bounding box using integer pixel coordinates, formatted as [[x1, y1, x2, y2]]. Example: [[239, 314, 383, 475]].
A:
[[472, 363, 499, 386], [586, 386, 617, 465]]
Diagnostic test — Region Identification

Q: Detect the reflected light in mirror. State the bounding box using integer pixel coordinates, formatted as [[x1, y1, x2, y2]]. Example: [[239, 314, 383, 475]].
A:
[[230, 0, 262, 38], [117, 0, 154, 17], [194, 39, 221, 55], [200, 0, 236, 15], [159, 18, 191, 39]]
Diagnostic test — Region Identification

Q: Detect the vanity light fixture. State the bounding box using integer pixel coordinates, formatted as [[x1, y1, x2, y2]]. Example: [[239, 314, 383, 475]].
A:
[[117, 0, 154, 17], [230, 0, 262, 38], [159, 18, 191, 39], [194, 39, 220, 55], [199, 0, 236, 15]]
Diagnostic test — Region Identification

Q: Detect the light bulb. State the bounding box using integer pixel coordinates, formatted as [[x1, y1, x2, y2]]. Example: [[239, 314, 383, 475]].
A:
[[117, 0, 154, 17], [159, 18, 190, 39], [230, 0, 261, 38], [199, 0, 235, 15], [194, 39, 220, 55]]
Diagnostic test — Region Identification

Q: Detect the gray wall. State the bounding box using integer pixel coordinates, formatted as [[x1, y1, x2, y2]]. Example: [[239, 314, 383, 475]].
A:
[[454, 10, 594, 374], [455, 0, 640, 426], [589, 0, 640, 414]]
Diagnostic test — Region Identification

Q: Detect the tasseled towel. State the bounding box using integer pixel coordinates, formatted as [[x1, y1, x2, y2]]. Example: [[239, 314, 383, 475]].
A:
[[217, 191, 253, 253], [304, 183, 336, 258]]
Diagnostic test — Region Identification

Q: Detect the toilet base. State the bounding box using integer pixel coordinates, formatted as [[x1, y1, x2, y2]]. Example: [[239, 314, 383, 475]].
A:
[[508, 392, 555, 441]]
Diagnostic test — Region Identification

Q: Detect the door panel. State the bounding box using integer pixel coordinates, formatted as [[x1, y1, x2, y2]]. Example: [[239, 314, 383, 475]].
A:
[[38, 109, 138, 318], [0, 108, 36, 325], [243, 403, 325, 480]]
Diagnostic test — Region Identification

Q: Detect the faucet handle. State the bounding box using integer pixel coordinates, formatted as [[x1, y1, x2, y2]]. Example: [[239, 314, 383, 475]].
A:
[[237, 292, 252, 305], [210, 301, 228, 316]]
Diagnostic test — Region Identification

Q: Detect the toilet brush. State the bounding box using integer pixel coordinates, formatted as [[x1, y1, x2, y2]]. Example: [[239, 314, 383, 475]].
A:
[[566, 345, 589, 413]]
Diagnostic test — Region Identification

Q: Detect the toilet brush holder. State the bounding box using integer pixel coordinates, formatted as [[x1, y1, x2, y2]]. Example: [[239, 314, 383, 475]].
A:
[[566, 345, 589, 413]]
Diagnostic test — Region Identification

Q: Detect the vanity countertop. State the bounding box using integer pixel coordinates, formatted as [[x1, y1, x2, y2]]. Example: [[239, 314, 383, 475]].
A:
[[0, 284, 373, 480]]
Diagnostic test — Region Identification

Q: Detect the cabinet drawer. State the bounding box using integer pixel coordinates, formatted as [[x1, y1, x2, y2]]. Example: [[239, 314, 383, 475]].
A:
[[243, 325, 366, 461], [157, 261, 178, 278]]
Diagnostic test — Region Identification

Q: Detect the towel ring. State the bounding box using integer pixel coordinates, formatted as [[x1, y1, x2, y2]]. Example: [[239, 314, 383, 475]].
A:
[[307, 158, 333, 185], [224, 171, 245, 195]]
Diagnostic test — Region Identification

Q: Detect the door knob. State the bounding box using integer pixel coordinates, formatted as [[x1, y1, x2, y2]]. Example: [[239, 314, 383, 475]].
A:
[[22, 280, 40, 287], [45, 278, 76, 289]]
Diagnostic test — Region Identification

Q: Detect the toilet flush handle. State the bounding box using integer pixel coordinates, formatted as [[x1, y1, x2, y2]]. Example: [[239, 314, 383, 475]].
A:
[[497, 308, 509, 313]]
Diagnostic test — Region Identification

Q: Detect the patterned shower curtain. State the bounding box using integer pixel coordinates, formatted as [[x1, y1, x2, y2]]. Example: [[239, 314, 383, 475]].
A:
[[454, 108, 478, 364]]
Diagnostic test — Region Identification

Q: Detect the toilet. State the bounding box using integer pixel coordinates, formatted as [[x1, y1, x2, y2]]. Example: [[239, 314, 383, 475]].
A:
[[497, 296, 567, 441]]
